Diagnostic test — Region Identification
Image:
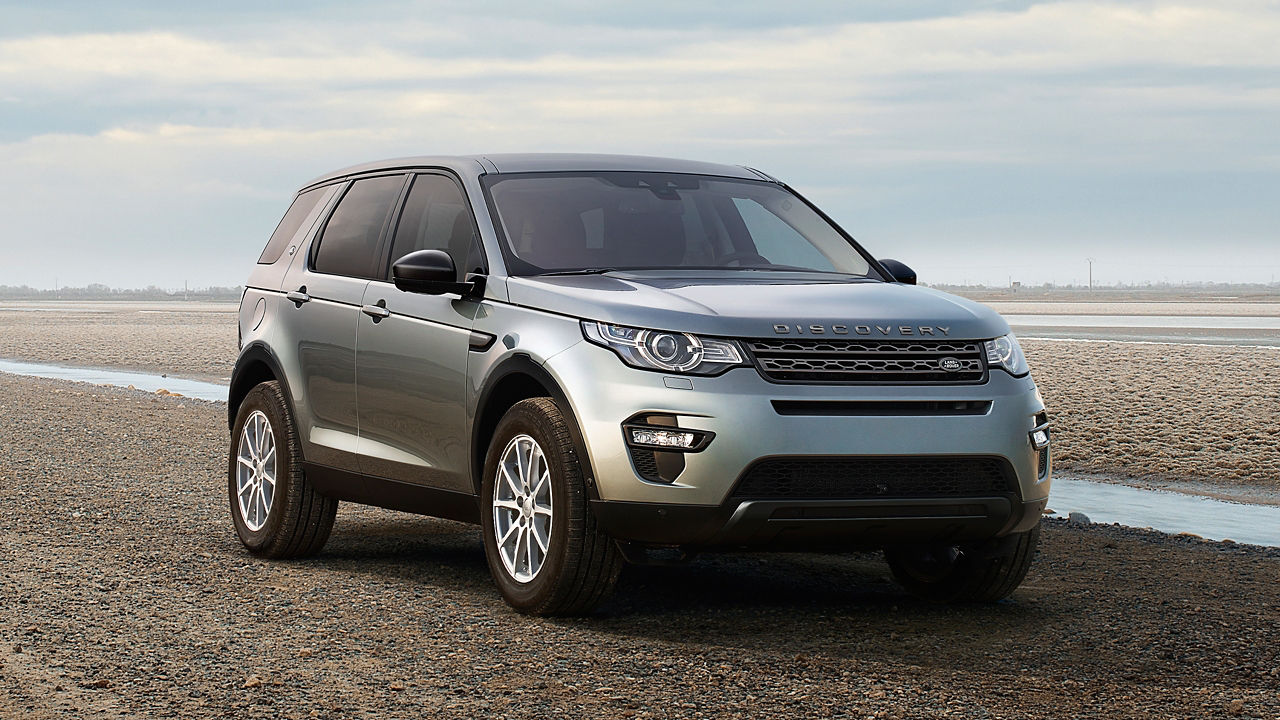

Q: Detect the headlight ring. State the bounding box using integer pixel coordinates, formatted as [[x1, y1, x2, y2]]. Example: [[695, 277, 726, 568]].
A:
[[582, 321, 744, 376]]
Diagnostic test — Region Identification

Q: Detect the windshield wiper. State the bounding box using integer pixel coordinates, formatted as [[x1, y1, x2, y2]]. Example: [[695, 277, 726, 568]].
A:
[[536, 268, 620, 276]]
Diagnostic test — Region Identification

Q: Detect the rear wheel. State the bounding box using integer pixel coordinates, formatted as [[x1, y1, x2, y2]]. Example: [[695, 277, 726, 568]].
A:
[[228, 381, 337, 558], [885, 524, 1040, 603], [480, 398, 622, 615]]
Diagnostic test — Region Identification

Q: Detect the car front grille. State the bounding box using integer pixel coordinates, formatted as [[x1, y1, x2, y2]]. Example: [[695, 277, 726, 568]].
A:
[[730, 457, 1017, 501], [743, 338, 987, 384]]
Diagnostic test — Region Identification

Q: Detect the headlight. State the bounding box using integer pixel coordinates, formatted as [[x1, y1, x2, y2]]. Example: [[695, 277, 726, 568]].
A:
[[581, 321, 745, 375], [984, 333, 1029, 376]]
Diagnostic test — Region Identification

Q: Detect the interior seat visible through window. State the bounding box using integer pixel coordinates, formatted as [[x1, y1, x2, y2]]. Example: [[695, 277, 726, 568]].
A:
[[388, 174, 478, 281]]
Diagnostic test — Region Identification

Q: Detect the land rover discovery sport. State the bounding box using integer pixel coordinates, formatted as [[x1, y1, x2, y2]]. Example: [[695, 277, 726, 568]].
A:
[[228, 154, 1051, 615]]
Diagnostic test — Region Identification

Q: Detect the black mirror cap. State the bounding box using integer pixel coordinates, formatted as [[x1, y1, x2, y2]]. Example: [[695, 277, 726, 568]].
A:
[[393, 249, 479, 296], [878, 258, 917, 285]]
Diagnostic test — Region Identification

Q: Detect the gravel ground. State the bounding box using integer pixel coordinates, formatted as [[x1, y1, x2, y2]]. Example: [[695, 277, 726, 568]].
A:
[[1, 374, 1278, 719]]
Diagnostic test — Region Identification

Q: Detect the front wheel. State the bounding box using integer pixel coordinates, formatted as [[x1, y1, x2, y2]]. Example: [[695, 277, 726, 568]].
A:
[[480, 398, 622, 615], [885, 525, 1040, 603]]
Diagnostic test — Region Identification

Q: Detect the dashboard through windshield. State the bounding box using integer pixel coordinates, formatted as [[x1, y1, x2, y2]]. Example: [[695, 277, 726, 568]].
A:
[[482, 172, 879, 278]]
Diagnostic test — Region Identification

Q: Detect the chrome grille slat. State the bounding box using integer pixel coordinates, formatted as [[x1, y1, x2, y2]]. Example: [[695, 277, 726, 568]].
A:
[[744, 338, 987, 383]]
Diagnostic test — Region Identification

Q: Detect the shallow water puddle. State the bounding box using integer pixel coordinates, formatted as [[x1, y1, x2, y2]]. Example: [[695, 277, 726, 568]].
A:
[[1, 358, 1277, 546], [1048, 476, 1280, 547], [0, 358, 227, 402]]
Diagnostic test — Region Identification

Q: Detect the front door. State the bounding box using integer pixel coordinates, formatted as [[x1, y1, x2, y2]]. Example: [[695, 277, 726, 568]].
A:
[[355, 173, 482, 492]]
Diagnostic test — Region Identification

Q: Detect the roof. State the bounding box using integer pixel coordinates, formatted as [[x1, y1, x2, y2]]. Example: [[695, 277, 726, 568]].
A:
[[301, 153, 770, 189]]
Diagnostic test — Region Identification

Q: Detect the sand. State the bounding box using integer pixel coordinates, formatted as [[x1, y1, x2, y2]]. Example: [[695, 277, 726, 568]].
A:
[[0, 301, 237, 383], [986, 301, 1280, 316], [1023, 339, 1280, 489]]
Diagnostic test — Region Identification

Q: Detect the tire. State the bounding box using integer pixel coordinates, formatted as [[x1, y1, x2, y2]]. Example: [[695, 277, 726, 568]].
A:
[[885, 524, 1040, 603], [228, 381, 337, 558], [480, 398, 622, 616]]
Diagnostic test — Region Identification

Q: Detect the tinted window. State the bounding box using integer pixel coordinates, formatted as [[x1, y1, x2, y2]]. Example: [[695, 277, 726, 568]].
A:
[[258, 187, 325, 264], [484, 172, 874, 277], [313, 175, 405, 279], [388, 174, 477, 281]]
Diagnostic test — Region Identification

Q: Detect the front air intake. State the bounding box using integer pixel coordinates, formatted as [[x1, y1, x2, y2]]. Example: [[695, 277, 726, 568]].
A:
[[730, 457, 1017, 501]]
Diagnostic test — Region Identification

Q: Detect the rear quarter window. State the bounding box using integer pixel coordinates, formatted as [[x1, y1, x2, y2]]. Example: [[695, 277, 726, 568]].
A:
[[258, 187, 325, 265]]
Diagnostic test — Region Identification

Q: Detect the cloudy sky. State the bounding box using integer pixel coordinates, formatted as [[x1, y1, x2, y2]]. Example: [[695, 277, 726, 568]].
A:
[[1, 0, 1277, 289]]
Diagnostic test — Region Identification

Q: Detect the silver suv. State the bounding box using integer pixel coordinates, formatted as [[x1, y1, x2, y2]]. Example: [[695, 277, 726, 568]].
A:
[[228, 154, 1051, 615]]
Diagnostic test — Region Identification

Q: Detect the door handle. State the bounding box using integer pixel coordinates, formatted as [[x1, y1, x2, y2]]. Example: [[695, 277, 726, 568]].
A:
[[362, 301, 391, 322], [285, 288, 310, 307]]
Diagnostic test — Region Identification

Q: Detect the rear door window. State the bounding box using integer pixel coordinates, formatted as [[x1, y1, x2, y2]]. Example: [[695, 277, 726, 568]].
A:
[[313, 175, 407, 279], [258, 187, 325, 264]]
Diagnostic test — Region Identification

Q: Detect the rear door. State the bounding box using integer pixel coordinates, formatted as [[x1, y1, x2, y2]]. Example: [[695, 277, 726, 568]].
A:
[[279, 173, 408, 473], [355, 172, 483, 492]]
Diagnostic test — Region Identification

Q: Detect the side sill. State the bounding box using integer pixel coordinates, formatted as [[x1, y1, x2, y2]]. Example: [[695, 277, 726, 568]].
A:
[[302, 462, 480, 525]]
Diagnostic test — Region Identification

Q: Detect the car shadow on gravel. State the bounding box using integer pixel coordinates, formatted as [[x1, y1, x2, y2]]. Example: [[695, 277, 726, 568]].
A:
[[287, 514, 1055, 671], [587, 552, 1055, 666], [281, 514, 498, 594]]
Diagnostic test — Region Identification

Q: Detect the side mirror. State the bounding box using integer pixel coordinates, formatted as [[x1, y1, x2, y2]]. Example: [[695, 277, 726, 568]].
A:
[[392, 250, 482, 296], [878, 258, 917, 285]]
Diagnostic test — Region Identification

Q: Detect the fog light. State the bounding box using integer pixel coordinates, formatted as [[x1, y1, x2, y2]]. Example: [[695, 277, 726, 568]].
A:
[[1030, 429, 1049, 450], [630, 428, 697, 449], [623, 421, 715, 453]]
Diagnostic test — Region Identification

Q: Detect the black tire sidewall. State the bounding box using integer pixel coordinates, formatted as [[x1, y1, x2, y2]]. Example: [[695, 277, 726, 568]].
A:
[[886, 524, 1040, 603], [227, 383, 297, 552], [480, 399, 582, 612]]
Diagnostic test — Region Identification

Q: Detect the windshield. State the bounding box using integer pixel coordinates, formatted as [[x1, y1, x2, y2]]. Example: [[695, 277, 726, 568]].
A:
[[482, 172, 879, 278]]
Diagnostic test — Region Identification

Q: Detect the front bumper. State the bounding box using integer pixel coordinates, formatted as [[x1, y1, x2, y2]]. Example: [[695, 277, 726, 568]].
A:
[[590, 496, 1047, 549], [547, 340, 1051, 545]]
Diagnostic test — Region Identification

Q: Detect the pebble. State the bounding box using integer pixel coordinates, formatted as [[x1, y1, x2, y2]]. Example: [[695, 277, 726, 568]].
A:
[[1067, 511, 1092, 526]]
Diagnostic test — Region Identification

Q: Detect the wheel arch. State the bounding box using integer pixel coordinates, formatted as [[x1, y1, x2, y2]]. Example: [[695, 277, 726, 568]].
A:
[[228, 342, 293, 430], [472, 354, 596, 498]]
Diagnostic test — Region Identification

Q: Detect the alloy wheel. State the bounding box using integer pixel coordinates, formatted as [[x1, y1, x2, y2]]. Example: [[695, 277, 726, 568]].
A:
[[492, 434, 554, 583], [235, 410, 277, 531]]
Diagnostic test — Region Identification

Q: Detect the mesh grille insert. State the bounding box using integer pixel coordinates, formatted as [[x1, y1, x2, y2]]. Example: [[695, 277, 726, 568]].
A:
[[731, 457, 1016, 500], [745, 338, 986, 383], [629, 446, 661, 482]]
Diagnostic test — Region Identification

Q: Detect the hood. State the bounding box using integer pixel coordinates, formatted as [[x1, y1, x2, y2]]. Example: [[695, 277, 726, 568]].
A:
[[506, 271, 1010, 340]]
